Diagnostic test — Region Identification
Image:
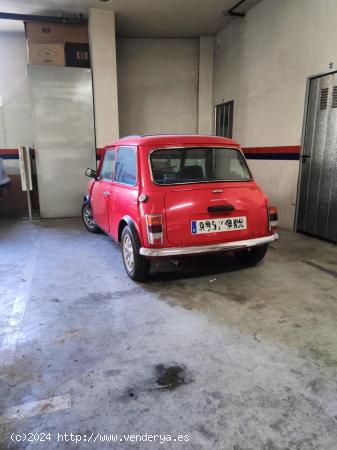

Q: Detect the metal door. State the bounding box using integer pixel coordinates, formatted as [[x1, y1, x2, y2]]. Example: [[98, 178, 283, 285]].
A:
[[215, 101, 233, 138], [297, 73, 337, 242], [28, 65, 96, 218]]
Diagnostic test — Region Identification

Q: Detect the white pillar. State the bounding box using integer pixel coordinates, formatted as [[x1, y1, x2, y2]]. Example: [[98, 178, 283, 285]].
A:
[[197, 36, 214, 135], [89, 9, 119, 147]]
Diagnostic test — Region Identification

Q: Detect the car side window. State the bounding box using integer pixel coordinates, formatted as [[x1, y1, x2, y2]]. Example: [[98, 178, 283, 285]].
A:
[[115, 146, 137, 186], [101, 149, 116, 181]]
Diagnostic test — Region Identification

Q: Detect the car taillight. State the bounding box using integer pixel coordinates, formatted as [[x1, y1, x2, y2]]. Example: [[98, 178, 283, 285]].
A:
[[268, 206, 278, 232], [146, 214, 163, 244]]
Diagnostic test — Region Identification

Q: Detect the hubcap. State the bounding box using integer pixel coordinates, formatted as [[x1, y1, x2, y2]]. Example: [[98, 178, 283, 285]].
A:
[[83, 204, 95, 229], [123, 234, 134, 273]]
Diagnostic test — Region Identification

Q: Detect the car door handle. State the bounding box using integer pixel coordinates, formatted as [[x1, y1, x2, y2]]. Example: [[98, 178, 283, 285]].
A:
[[208, 204, 235, 212], [103, 191, 111, 197]]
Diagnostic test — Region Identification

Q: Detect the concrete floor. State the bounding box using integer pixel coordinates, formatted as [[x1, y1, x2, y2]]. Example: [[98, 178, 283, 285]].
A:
[[1, 219, 337, 449]]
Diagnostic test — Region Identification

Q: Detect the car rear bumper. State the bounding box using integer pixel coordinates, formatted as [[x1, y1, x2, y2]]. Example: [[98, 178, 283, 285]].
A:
[[139, 233, 279, 257]]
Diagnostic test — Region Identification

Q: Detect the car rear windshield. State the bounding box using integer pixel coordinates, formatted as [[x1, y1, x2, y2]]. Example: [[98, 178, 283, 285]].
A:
[[150, 147, 252, 185]]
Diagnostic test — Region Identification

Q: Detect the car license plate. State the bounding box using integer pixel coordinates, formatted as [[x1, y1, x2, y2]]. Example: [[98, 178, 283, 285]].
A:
[[191, 216, 247, 234]]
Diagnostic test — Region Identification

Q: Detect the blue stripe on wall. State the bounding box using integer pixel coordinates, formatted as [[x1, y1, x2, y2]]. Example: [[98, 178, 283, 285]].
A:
[[245, 153, 300, 160]]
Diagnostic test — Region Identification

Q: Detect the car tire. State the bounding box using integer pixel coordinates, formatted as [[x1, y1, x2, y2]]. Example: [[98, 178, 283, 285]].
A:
[[81, 202, 100, 233], [234, 244, 268, 265], [121, 226, 150, 281]]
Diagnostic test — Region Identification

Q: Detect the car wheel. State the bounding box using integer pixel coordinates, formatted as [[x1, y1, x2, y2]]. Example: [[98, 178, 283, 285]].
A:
[[81, 202, 100, 233], [121, 226, 150, 281], [234, 244, 268, 265]]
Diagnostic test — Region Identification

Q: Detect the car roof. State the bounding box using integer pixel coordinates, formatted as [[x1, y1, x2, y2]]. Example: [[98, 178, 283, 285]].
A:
[[105, 134, 240, 148]]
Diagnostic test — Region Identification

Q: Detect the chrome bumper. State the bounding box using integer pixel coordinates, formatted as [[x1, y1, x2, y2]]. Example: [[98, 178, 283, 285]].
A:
[[139, 233, 279, 257]]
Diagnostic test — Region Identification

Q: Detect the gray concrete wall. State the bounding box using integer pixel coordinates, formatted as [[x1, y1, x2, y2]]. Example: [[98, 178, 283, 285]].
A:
[[0, 30, 36, 212], [89, 9, 119, 147], [198, 36, 213, 135], [213, 0, 337, 229], [0, 31, 33, 174], [117, 38, 199, 136]]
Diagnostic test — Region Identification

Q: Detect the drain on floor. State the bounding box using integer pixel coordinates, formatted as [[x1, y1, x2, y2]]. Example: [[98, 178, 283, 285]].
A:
[[127, 389, 136, 398], [155, 364, 189, 390]]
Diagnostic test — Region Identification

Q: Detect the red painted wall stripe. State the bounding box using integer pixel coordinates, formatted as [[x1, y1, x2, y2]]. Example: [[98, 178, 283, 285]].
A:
[[0, 148, 36, 156], [97, 146, 302, 155], [0, 148, 18, 155]]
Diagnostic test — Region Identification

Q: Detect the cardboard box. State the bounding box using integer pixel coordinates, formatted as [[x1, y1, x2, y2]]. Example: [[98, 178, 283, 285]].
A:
[[28, 43, 65, 66], [65, 43, 90, 68], [25, 22, 88, 44]]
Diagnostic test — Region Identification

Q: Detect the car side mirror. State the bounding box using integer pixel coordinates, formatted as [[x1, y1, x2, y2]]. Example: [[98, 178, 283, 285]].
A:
[[85, 168, 97, 178]]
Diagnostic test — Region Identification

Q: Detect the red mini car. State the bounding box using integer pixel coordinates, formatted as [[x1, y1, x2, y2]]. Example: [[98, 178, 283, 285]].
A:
[[82, 135, 279, 281]]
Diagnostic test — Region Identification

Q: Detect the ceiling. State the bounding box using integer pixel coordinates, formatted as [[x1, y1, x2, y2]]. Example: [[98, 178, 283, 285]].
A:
[[0, 0, 260, 37], [0, 0, 262, 37]]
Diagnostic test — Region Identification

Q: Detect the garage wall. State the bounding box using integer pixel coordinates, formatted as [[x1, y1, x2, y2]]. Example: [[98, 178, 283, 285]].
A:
[[89, 9, 119, 148], [117, 38, 199, 136], [213, 0, 337, 229], [0, 31, 32, 153], [0, 31, 35, 213]]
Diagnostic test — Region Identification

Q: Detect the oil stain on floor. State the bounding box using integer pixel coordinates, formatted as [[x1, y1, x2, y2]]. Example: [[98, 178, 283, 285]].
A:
[[155, 364, 190, 391], [123, 364, 192, 401]]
